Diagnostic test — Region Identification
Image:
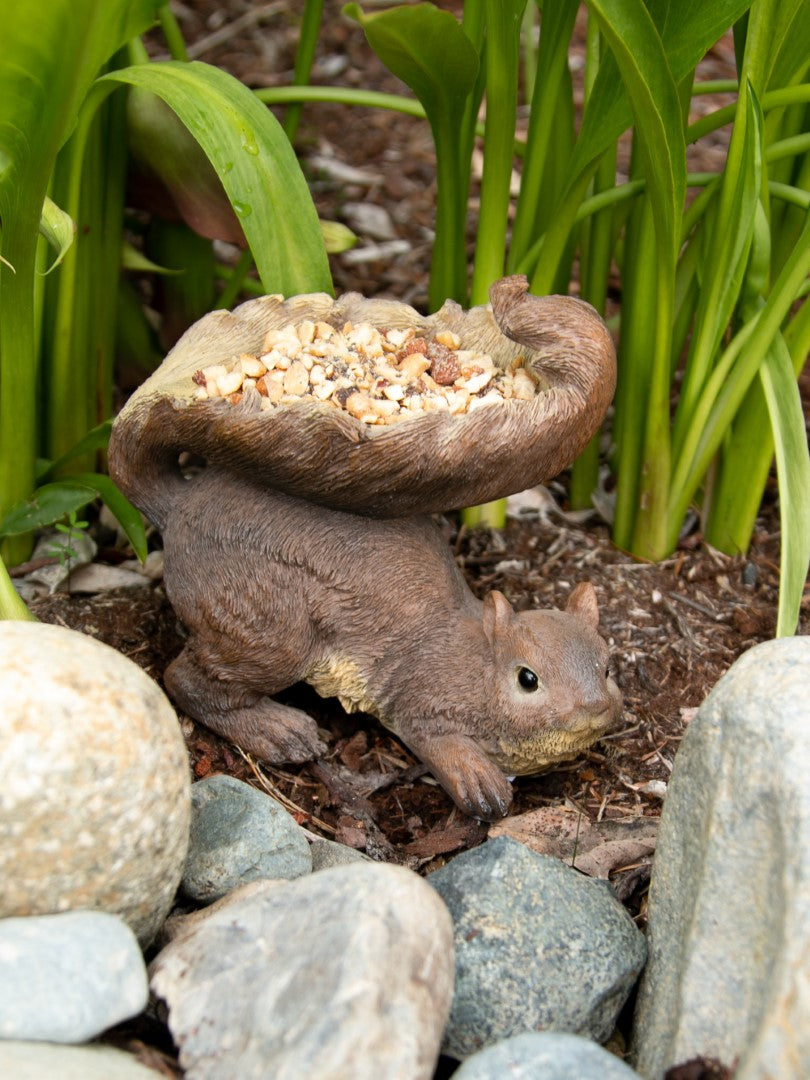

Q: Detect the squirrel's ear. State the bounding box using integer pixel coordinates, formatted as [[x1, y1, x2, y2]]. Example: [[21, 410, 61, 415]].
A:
[[566, 581, 599, 629], [482, 590, 515, 644]]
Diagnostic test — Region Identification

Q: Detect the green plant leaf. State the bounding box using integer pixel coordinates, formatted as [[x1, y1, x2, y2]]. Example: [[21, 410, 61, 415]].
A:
[[0, 473, 147, 563], [0, 482, 100, 537], [0, 0, 163, 560], [71, 473, 148, 562], [38, 196, 75, 272], [673, 82, 763, 449], [583, 0, 687, 266], [343, 3, 479, 125], [572, 0, 751, 181], [759, 340, 810, 637], [99, 61, 332, 297], [36, 421, 113, 484], [344, 2, 480, 307], [121, 240, 183, 275]]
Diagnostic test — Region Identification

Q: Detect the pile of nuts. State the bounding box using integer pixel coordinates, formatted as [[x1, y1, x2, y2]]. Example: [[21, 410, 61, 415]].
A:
[[191, 319, 537, 426]]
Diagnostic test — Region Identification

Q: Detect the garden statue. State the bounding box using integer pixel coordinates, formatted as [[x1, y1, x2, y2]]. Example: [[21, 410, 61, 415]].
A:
[[109, 275, 621, 820]]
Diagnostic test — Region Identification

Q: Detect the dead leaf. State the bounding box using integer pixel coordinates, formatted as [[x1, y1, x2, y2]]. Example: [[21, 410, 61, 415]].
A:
[[489, 806, 658, 878]]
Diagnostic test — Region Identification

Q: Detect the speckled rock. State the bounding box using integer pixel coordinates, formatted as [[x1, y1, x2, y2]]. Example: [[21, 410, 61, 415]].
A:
[[151, 863, 454, 1079], [0, 621, 191, 946], [0, 1040, 159, 1079], [182, 774, 312, 903], [429, 836, 646, 1059], [0, 910, 147, 1042], [632, 637, 810, 1079], [453, 1032, 642, 1079]]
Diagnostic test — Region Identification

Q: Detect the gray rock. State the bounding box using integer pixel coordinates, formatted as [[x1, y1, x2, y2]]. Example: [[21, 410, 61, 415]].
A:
[[632, 637, 810, 1079], [151, 862, 454, 1079], [454, 1031, 642, 1079], [309, 836, 372, 870], [429, 836, 646, 1059], [0, 621, 191, 947], [182, 774, 312, 903], [0, 1040, 158, 1079], [0, 910, 147, 1042]]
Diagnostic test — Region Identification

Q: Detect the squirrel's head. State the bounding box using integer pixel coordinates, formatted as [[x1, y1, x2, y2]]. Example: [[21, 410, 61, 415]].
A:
[[478, 582, 622, 776]]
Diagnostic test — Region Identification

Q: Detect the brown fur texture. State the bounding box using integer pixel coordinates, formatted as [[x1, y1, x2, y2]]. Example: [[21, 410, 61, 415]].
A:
[[109, 277, 621, 819]]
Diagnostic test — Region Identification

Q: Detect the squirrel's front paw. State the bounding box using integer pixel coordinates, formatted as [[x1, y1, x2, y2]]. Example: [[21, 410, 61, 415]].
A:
[[446, 757, 513, 822], [407, 733, 513, 822]]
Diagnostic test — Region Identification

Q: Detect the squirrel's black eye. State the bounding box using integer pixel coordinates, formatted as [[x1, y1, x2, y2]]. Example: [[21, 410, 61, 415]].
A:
[[517, 666, 539, 692]]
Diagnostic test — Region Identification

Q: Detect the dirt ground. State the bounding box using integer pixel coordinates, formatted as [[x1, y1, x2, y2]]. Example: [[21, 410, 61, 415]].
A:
[[14, 4, 809, 1073]]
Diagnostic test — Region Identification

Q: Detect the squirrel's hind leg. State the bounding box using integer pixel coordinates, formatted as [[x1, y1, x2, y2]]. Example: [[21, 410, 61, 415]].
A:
[[164, 644, 326, 764]]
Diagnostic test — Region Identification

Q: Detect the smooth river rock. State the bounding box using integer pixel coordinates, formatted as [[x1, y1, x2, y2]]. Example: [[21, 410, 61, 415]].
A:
[[632, 636, 810, 1079], [0, 1040, 159, 1079], [182, 774, 312, 903], [0, 910, 147, 1043], [429, 836, 646, 1059], [151, 862, 454, 1079], [454, 1031, 642, 1079], [0, 621, 191, 946]]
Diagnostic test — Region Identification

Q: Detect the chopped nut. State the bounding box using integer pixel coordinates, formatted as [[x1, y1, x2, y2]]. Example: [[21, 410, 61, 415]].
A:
[[399, 353, 430, 381], [216, 369, 244, 397], [239, 354, 267, 378], [434, 330, 461, 349], [427, 342, 461, 386], [283, 360, 310, 396], [193, 316, 538, 427], [512, 368, 536, 401]]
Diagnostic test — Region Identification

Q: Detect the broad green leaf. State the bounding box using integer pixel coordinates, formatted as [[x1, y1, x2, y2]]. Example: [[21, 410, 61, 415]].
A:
[[0, 0, 160, 214], [100, 62, 332, 297], [127, 86, 244, 246], [571, 0, 751, 181], [0, 0, 162, 545], [0, 482, 99, 537], [343, 4, 479, 127], [38, 196, 75, 272], [759, 341, 810, 636], [0, 473, 147, 563]]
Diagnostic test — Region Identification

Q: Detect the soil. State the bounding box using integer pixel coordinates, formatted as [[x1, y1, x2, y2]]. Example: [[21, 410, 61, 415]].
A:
[[15, 3, 809, 1074]]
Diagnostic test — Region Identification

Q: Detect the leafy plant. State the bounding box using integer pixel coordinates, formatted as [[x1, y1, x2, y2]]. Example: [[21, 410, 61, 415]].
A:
[[299, 0, 809, 635], [0, 0, 332, 615]]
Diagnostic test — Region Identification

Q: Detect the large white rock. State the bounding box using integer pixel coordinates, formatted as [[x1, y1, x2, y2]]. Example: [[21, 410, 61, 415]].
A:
[[0, 621, 191, 946], [632, 637, 810, 1079]]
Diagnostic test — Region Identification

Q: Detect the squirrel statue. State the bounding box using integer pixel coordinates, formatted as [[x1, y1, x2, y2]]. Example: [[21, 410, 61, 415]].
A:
[[109, 276, 622, 820]]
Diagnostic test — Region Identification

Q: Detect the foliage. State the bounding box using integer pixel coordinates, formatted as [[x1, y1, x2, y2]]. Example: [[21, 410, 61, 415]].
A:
[[334, 0, 810, 635], [0, 0, 332, 615], [1, 0, 807, 638]]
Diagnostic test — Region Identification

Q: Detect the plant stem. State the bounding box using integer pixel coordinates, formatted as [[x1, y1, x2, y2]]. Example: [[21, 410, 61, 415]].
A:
[[0, 556, 35, 620], [158, 3, 190, 62], [216, 246, 256, 310], [470, 0, 525, 305], [283, 0, 324, 143]]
